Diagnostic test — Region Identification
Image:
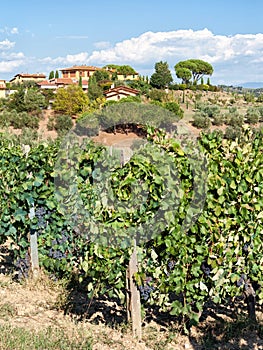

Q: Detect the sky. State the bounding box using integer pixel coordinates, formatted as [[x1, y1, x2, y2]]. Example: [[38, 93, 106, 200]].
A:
[[0, 0, 263, 85]]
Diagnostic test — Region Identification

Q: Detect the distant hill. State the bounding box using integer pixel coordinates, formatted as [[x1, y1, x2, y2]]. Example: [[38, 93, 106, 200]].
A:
[[238, 82, 263, 89]]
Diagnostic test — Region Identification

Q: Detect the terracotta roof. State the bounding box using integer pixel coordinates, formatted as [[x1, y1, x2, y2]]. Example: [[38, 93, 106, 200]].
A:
[[37, 80, 57, 86], [104, 85, 139, 95], [37, 78, 89, 87], [14, 73, 46, 78], [60, 65, 101, 72], [53, 78, 73, 84], [105, 92, 135, 98]]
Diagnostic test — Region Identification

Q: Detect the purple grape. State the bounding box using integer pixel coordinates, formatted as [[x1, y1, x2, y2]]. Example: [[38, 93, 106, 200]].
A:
[[138, 277, 155, 301], [168, 260, 176, 271], [201, 262, 211, 276]]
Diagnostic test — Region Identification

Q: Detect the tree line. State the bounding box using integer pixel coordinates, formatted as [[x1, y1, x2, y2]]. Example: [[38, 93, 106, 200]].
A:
[[150, 59, 213, 89]]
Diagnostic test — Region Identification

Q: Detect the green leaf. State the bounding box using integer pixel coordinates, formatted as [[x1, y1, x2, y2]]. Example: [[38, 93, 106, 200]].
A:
[[229, 180, 236, 189], [214, 206, 221, 216]]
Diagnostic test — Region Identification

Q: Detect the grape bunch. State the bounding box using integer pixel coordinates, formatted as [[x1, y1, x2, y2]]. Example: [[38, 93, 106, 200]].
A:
[[243, 243, 249, 253], [201, 262, 211, 276], [48, 249, 66, 260], [48, 231, 69, 260], [138, 277, 155, 301], [168, 259, 176, 271], [15, 252, 30, 280], [35, 207, 47, 230], [237, 273, 247, 287], [165, 259, 176, 276], [242, 243, 253, 254]]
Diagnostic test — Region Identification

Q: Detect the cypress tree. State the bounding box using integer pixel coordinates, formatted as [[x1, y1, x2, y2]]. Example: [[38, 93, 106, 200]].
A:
[[49, 71, 54, 80]]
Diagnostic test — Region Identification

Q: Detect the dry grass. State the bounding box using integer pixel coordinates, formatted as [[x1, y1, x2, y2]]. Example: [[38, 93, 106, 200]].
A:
[[0, 270, 263, 349]]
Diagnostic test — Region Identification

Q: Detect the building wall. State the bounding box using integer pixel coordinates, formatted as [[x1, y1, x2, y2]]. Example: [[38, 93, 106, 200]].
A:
[[0, 89, 6, 98], [105, 91, 138, 101], [10, 75, 46, 84], [117, 73, 139, 81], [105, 94, 120, 101], [61, 70, 95, 80]]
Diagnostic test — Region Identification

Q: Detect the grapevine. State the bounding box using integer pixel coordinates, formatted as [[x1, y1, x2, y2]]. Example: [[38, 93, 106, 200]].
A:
[[0, 125, 263, 325]]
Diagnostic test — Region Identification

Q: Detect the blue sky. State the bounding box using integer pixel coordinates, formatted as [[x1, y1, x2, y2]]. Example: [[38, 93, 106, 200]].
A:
[[0, 0, 263, 85]]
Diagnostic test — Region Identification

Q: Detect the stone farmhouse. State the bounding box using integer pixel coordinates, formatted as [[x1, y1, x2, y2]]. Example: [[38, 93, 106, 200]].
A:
[[60, 65, 101, 80], [9, 73, 46, 85], [60, 65, 139, 82], [103, 85, 139, 101]]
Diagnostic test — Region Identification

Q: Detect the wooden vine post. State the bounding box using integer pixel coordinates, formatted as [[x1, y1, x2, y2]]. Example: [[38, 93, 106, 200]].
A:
[[126, 240, 142, 340], [119, 146, 142, 340], [29, 205, 39, 278], [23, 144, 39, 278]]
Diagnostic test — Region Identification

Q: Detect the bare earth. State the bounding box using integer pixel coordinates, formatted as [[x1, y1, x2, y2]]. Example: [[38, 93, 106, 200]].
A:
[[0, 246, 263, 349]]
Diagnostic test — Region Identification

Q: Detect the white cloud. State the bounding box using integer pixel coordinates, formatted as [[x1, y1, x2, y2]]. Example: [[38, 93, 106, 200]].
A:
[[87, 29, 224, 64], [93, 41, 111, 49], [0, 39, 15, 50], [0, 27, 19, 35], [1, 28, 263, 84], [0, 51, 24, 59], [85, 29, 263, 84], [10, 27, 19, 34], [40, 52, 89, 66], [0, 59, 24, 73], [0, 33, 25, 75]]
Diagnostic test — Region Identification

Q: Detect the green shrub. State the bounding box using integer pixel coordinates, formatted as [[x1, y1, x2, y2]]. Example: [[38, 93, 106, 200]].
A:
[[54, 115, 73, 135], [104, 100, 118, 107], [119, 95, 141, 103], [196, 84, 209, 91], [225, 114, 244, 127], [178, 83, 188, 90], [198, 104, 221, 118], [162, 102, 184, 118], [245, 107, 260, 124], [243, 92, 255, 103], [0, 111, 12, 128], [189, 84, 197, 91], [18, 127, 39, 145], [212, 114, 225, 126], [150, 100, 184, 120], [148, 88, 167, 102], [192, 114, 211, 129], [224, 126, 242, 140], [169, 83, 180, 90], [11, 111, 39, 129], [47, 116, 55, 131], [75, 115, 99, 137]]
